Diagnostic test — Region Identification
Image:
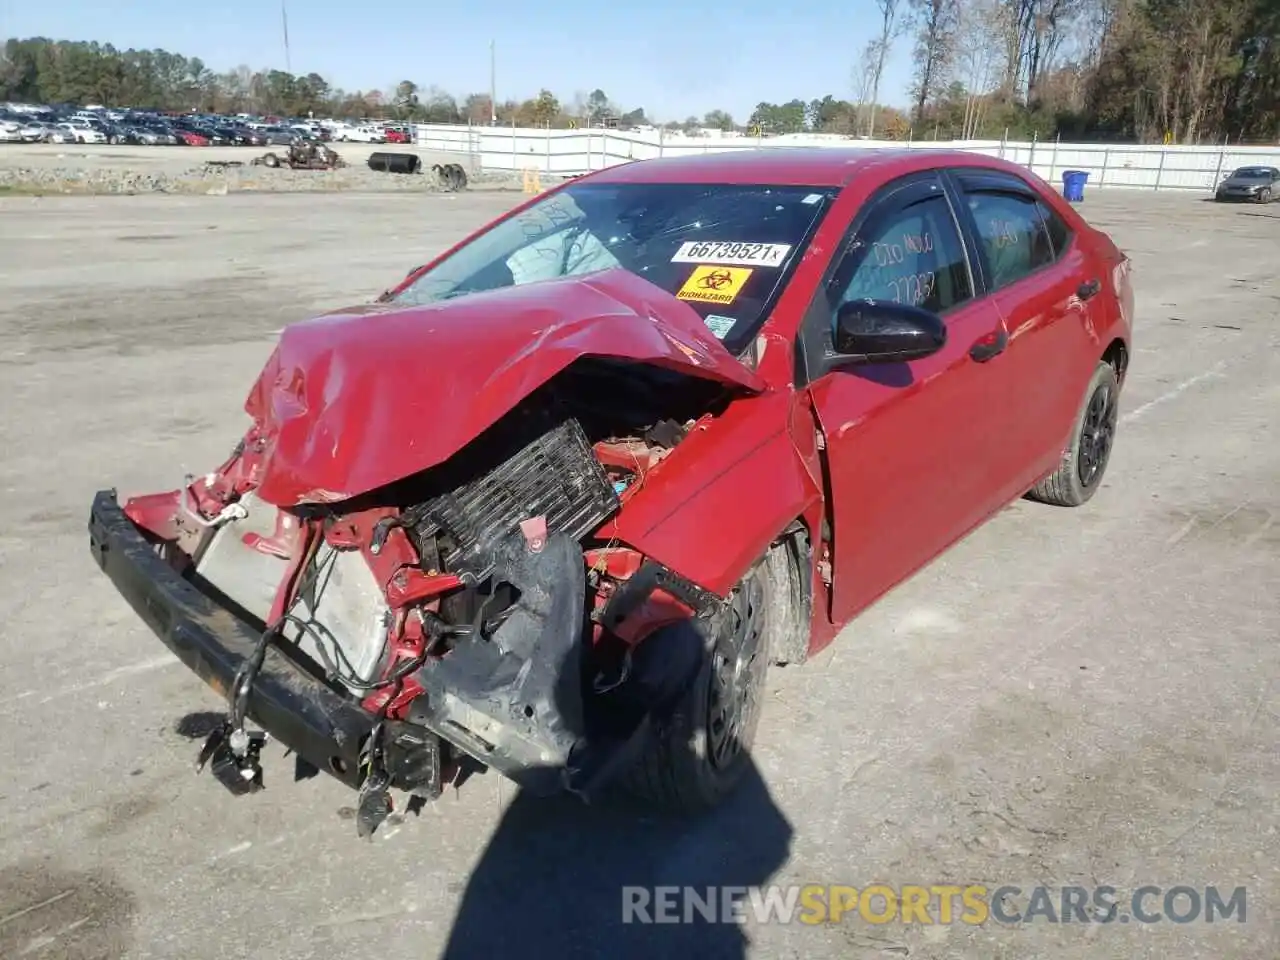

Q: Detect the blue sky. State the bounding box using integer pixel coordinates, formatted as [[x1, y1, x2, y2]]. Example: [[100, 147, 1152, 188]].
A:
[[4, 0, 917, 122]]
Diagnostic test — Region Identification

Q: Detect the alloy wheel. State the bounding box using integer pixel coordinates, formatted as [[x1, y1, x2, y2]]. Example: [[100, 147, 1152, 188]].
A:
[[1078, 381, 1118, 487]]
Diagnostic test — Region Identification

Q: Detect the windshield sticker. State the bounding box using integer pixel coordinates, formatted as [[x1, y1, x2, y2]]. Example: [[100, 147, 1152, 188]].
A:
[[671, 241, 791, 267], [677, 265, 754, 305], [802, 193, 824, 205], [703, 314, 737, 339]]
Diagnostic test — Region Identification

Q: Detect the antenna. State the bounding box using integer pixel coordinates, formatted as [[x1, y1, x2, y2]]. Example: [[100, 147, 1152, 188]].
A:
[[281, 0, 292, 74]]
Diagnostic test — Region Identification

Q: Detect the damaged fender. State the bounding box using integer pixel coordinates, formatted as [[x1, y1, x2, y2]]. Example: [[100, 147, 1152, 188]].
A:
[[605, 389, 825, 599]]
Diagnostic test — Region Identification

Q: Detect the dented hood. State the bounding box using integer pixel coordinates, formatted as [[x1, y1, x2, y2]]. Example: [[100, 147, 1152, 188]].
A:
[[245, 267, 765, 506]]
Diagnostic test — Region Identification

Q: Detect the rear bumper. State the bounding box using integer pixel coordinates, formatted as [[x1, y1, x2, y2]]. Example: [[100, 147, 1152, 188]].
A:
[[87, 488, 378, 789]]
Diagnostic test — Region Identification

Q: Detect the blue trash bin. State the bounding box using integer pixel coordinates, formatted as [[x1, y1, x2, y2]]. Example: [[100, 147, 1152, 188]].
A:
[[1062, 169, 1089, 202]]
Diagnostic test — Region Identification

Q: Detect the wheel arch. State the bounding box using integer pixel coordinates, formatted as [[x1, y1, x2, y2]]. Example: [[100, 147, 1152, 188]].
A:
[[1102, 336, 1129, 387], [609, 419, 825, 610], [761, 518, 815, 666]]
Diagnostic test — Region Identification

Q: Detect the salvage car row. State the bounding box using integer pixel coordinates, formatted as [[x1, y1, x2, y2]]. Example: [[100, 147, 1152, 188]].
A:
[[0, 106, 414, 147]]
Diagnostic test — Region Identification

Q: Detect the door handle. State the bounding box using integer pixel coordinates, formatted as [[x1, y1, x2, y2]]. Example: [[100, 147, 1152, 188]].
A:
[[969, 328, 1008, 363], [1077, 278, 1101, 300]]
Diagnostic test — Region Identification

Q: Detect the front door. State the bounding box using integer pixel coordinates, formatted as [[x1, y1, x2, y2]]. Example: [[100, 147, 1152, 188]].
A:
[[800, 174, 1012, 624]]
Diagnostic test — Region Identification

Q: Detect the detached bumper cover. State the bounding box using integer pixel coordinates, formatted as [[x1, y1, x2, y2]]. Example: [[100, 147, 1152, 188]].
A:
[[87, 488, 377, 789]]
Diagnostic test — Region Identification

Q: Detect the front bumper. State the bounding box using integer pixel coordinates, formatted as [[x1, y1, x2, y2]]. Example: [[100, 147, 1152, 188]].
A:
[[88, 488, 385, 790], [88, 489, 701, 803]]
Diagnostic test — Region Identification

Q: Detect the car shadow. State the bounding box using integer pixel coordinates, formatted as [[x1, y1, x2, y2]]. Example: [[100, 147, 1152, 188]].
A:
[[440, 758, 792, 959]]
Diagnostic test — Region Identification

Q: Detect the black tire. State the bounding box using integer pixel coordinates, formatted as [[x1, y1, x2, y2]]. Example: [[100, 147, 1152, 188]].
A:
[[1260, 187, 1273, 203], [263, 153, 280, 168], [1027, 360, 1120, 507], [624, 560, 772, 812], [367, 151, 421, 174]]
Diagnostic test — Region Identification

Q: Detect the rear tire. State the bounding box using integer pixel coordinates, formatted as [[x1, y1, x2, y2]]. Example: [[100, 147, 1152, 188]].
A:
[[1027, 360, 1120, 507], [624, 560, 772, 813]]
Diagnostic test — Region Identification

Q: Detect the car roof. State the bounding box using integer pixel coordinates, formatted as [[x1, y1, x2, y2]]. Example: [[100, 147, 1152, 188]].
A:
[[582, 147, 1038, 188]]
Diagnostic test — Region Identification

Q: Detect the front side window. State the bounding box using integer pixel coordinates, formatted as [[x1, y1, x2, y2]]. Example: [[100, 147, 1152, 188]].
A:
[[391, 182, 836, 354], [965, 190, 1055, 289], [831, 194, 974, 314]]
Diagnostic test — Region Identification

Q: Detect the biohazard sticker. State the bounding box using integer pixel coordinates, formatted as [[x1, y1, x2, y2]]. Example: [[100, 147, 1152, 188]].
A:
[[677, 265, 753, 305], [671, 241, 791, 267]]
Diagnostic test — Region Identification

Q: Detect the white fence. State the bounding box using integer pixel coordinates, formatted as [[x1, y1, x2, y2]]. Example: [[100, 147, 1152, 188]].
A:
[[413, 122, 1280, 193]]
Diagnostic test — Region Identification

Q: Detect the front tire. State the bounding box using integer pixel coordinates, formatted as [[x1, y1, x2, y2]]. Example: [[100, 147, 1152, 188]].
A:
[[1027, 360, 1120, 507], [1260, 187, 1273, 203], [625, 561, 772, 812]]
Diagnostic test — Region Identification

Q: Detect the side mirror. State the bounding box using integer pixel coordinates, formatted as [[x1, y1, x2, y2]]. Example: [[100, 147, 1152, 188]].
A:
[[833, 299, 947, 364]]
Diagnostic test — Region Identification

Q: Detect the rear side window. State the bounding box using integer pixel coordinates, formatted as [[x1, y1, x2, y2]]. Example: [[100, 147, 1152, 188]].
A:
[[1037, 201, 1073, 259], [965, 191, 1055, 289], [833, 194, 973, 313]]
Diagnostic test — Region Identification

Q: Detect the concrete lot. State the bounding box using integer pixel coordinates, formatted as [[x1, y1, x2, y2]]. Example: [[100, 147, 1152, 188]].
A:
[[0, 189, 1276, 960]]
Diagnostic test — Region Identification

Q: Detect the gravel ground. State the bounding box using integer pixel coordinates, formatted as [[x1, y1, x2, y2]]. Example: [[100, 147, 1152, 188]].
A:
[[0, 142, 527, 194], [0, 189, 1276, 960]]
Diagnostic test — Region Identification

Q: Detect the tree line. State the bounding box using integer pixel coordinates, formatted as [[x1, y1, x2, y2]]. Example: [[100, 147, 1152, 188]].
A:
[[749, 0, 1277, 143], [3, 3, 1277, 145]]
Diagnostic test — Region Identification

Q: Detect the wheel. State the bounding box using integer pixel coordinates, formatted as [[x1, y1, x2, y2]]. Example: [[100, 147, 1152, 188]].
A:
[[109, 135, 119, 145], [1259, 187, 1273, 203], [624, 559, 772, 812], [1027, 360, 1120, 507], [263, 153, 280, 168]]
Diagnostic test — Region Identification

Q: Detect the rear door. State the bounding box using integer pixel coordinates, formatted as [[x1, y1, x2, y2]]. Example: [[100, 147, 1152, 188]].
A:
[[946, 169, 1100, 492], [798, 173, 1016, 624]]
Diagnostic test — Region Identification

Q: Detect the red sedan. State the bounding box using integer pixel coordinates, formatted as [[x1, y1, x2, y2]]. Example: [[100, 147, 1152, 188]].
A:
[[88, 148, 1132, 836]]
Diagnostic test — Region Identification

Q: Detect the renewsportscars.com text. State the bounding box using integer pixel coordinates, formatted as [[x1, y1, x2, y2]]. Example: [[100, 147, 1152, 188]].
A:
[[621, 884, 1247, 925]]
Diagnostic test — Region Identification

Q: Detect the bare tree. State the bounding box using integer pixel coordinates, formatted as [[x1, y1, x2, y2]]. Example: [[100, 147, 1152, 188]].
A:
[[1025, 0, 1085, 100], [867, 0, 906, 137], [1171, 0, 1250, 143], [851, 39, 880, 136], [909, 0, 961, 121], [953, 0, 1009, 136]]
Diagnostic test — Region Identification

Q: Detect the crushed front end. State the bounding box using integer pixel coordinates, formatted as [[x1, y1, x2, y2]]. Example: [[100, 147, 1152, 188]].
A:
[[88, 373, 726, 837]]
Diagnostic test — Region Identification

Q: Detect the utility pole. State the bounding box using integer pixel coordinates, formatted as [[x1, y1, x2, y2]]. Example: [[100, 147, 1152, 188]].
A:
[[281, 0, 292, 74], [489, 40, 497, 125]]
